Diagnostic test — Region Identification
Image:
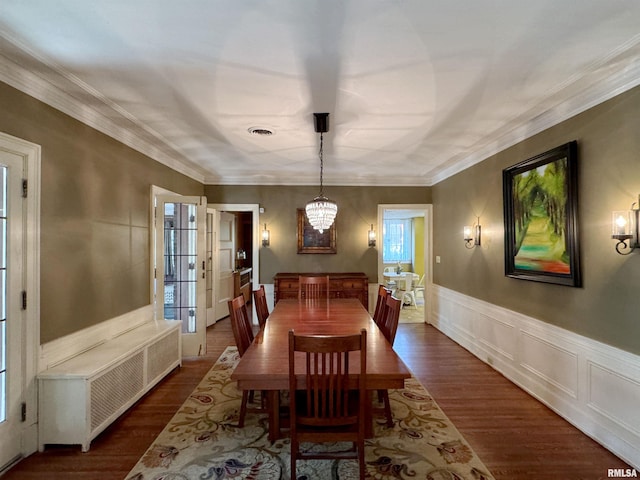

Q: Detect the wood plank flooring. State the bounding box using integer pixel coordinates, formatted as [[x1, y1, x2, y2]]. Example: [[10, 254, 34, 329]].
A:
[[4, 319, 632, 479]]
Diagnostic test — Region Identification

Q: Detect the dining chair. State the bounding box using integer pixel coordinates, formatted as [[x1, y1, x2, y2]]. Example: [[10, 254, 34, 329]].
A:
[[228, 295, 264, 427], [298, 275, 330, 300], [252, 285, 269, 328], [376, 295, 402, 427], [395, 273, 417, 308], [383, 266, 397, 291], [373, 284, 390, 328], [413, 274, 425, 301], [288, 329, 367, 480]]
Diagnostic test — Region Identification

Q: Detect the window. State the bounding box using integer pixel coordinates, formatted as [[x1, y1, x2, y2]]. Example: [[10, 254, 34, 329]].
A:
[[383, 218, 413, 263]]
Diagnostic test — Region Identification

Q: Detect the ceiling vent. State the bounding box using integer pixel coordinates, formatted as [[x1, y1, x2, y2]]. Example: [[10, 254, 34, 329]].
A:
[[248, 127, 274, 136]]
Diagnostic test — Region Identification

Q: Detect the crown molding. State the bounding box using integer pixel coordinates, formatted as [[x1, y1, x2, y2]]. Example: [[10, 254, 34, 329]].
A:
[[428, 38, 640, 185], [2, 30, 639, 188], [0, 34, 206, 183]]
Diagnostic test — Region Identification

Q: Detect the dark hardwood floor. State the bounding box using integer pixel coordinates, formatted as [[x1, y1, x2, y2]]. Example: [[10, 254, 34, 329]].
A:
[[4, 318, 632, 479]]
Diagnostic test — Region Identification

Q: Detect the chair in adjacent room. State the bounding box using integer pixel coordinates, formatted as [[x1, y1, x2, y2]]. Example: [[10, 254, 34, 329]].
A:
[[252, 285, 270, 329], [373, 284, 390, 328], [228, 295, 264, 427], [298, 275, 330, 300], [395, 273, 417, 308], [383, 266, 397, 291], [413, 274, 425, 303], [288, 329, 368, 480], [376, 295, 402, 427]]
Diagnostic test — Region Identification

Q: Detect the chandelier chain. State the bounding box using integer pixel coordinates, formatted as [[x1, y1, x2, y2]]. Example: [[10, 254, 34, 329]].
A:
[[319, 132, 324, 195]]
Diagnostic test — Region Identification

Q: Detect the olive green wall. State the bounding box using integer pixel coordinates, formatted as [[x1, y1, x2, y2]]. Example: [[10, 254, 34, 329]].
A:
[[432, 85, 640, 355], [204, 185, 431, 283], [0, 82, 204, 344]]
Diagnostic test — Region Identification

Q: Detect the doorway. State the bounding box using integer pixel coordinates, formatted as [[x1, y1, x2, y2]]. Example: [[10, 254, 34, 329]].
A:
[[377, 204, 432, 324], [208, 204, 260, 325]]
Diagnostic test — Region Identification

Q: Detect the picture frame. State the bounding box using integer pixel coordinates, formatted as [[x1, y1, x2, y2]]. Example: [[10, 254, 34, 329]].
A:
[[502, 141, 581, 287], [297, 208, 337, 254]]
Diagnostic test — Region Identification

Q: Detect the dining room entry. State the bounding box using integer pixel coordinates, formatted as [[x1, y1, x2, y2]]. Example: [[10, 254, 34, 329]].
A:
[[377, 204, 432, 324]]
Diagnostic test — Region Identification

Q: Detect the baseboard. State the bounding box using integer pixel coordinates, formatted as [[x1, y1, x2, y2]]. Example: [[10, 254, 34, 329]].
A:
[[429, 284, 640, 470]]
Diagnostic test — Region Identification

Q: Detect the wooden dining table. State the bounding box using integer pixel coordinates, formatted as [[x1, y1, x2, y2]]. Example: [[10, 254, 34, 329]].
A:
[[230, 297, 412, 441]]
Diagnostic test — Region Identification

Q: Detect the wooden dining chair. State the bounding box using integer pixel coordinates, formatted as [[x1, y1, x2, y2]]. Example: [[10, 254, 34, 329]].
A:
[[377, 295, 402, 427], [297, 275, 330, 300], [228, 295, 264, 427], [373, 284, 390, 328], [288, 329, 367, 480], [252, 285, 269, 328]]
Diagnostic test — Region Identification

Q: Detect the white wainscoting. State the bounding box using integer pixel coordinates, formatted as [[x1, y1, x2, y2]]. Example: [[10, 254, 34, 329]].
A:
[[430, 284, 640, 470]]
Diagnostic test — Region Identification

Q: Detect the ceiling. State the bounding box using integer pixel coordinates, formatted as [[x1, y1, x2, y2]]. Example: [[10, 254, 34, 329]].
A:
[[1, 1, 640, 187]]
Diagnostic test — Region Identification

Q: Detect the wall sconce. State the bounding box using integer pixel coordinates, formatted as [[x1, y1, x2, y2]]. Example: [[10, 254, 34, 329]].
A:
[[464, 218, 481, 248], [261, 223, 270, 247], [612, 195, 639, 255], [368, 224, 376, 247]]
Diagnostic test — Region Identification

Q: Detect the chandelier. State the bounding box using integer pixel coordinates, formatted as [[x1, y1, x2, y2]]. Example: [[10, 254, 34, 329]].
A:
[[305, 113, 337, 233]]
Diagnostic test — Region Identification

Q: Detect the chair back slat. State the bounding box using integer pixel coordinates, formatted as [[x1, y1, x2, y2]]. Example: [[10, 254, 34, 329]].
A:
[[253, 285, 269, 328], [228, 295, 253, 357], [289, 329, 366, 427], [298, 275, 330, 300], [380, 295, 401, 346], [373, 284, 390, 327]]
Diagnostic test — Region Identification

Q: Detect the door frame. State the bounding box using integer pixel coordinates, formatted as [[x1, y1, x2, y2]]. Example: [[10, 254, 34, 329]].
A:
[[0, 132, 41, 465], [377, 204, 432, 324], [208, 204, 260, 319]]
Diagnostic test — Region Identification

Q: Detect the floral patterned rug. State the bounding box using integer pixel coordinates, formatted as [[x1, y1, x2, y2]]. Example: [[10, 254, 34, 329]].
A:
[[126, 347, 494, 480]]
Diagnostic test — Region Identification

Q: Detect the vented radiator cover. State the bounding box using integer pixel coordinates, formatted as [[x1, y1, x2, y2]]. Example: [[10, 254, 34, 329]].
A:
[[38, 320, 181, 451]]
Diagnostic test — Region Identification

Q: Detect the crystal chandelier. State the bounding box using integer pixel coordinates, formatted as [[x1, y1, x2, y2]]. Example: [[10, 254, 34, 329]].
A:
[[305, 113, 337, 233]]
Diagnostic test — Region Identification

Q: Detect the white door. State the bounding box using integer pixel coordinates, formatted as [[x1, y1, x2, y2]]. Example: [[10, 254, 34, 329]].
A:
[[0, 149, 24, 470], [155, 195, 207, 357], [205, 208, 217, 327], [215, 211, 235, 321]]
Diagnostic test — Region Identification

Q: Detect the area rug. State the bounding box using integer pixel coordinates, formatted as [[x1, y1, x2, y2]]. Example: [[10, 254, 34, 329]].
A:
[[126, 347, 494, 480]]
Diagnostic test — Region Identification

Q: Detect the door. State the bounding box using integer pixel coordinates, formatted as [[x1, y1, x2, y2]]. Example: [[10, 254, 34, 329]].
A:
[[155, 195, 207, 357], [215, 211, 235, 322], [0, 149, 24, 470], [205, 208, 217, 327]]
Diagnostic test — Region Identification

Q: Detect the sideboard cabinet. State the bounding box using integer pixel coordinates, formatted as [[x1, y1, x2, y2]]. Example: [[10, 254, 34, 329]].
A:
[[273, 272, 368, 308]]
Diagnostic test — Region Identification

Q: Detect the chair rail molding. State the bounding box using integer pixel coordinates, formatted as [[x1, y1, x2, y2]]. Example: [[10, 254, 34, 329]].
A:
[[429, 284, 640, 470]]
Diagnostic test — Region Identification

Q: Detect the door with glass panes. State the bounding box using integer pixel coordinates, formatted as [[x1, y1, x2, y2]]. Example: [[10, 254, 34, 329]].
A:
[[155, 195, 207, 356], [0, 148, 24, 470]]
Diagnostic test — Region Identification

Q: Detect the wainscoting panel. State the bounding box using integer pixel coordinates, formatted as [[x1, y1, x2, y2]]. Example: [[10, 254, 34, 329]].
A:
[[429, 284, 640, 470], [519, 329, 579, 398], [475, 310, 516, 364], [587, 361, 640, 437]]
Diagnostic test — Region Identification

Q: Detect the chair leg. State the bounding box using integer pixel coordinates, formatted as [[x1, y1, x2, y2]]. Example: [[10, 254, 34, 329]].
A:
[[358, 439, 365, 480], [382, 390, 393, 427], [238, 390, 249, 428], [291, 440, 297, 480]]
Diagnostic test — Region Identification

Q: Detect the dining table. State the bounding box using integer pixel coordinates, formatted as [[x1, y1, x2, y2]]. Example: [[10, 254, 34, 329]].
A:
[[230, 297, 412, 442]]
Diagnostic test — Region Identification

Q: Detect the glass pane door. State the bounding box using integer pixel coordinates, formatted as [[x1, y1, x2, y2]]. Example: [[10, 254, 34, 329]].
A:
[[155, 196, 206, 357]]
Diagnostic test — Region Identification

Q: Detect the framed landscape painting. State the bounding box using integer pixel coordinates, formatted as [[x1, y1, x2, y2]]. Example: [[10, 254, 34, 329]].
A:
[[502, 141, 581, 287]]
